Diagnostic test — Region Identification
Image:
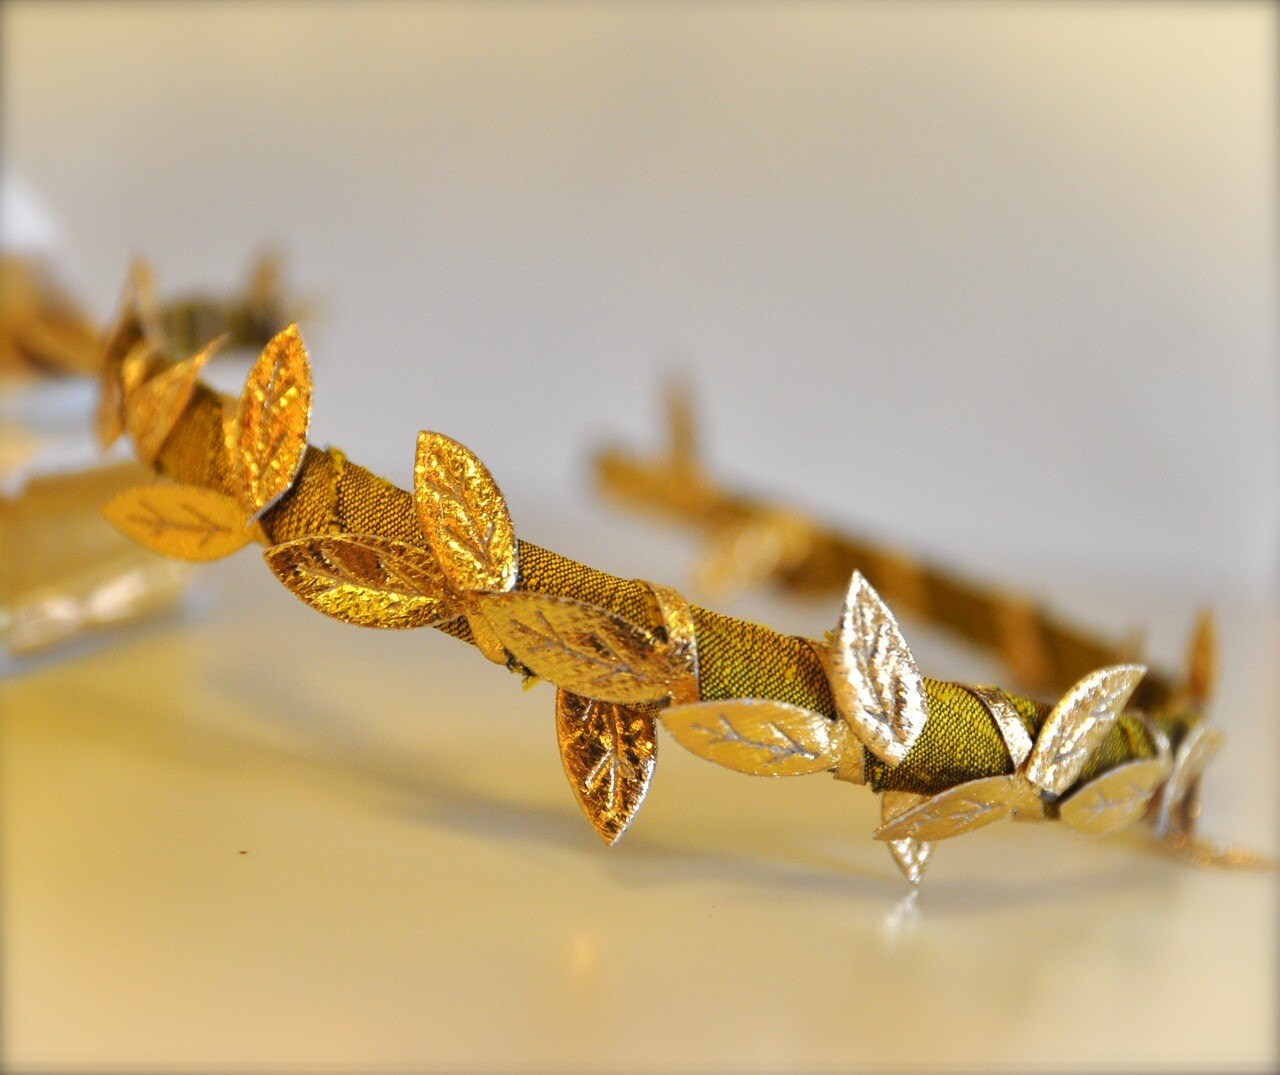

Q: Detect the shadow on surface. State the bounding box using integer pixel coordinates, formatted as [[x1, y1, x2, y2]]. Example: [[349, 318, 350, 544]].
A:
[[9, 629, 1178, 913]]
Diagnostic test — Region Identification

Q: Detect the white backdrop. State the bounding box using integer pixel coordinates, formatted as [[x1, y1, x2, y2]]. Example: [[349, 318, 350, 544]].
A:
[[5, 0, 1277, 604], [5, 6, 1279, 1071]]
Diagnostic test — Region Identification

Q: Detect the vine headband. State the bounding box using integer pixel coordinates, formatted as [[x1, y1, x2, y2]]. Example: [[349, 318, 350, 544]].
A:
[[95, 271, 1271, 885], [1, 256, 293, 654]]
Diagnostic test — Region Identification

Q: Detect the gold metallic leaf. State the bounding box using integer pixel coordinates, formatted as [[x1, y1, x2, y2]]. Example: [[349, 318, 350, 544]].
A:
[[103, 484, 252, 562], [96, 365, 128, 449], [476, 591, 674, 704], [97, 340, 154, 449], [226, 324, 312, 517], [1153, 722, 1226, 837], [120, 342, 157, 397], [96, 344, 135, 448], [263, 534, 460, 629], [642, 581, 700, 705], [832, 743, 866, 786], [555, 689, 657, 845], [126, 335, 224, 464], [827, 571, 928, 766], [467, 612, 509, 664], [413, 431, 517, 595], [1059, 757, 1172, 836], [1184, 610, 1218, 706], [881, 791, 932, 885], [100, 261, 148, 357], [93, 261, 183, 447], [659, 698, 844, 776], [873, 774, 1036, 843], [1007, 781, 1048, 823], [1022, 664, 1146, 796]]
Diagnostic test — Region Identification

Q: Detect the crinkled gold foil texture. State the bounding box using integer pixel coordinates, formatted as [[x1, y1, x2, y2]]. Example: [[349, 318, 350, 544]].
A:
[[478, 591, 674, 704], [413, 431, 517, 595], [466, 612, 511, 665], [89, 302, 1270, 883], [555, 689, 657, 845], [641, 580, 700, 705], [226, 324, 312, 518], [264, 533, 460, 629]]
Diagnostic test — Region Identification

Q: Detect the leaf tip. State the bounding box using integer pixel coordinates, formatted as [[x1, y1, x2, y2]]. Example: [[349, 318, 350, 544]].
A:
[[830, 568, 927, 767]]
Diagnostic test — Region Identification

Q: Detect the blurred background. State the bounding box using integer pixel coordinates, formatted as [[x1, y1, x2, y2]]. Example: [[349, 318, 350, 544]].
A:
[[3, 2, 1277, 1071], [5, 0, 1276, 601]]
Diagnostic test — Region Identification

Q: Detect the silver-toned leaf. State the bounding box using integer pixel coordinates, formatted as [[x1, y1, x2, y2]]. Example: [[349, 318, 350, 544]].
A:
[[659, 698, 844, 776], [962, 684, 1033, 768], [556, 689, 657, 844], [873, 774, 1035, 843], [1153, 722, 1226, 837], [826, 571, 928, 766], [1059, 757, 1172, 836], [1022, 664, 1146, 796], [881, 791, 932, 885]]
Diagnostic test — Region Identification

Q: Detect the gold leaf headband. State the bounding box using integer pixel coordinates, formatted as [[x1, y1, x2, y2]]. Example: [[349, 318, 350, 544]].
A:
[[97, 281, 1272, 885], [1, 255, 294, 655]]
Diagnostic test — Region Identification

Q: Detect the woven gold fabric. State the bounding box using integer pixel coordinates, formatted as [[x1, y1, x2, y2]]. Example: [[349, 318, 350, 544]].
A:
[[155, 386, 1164, 798]]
